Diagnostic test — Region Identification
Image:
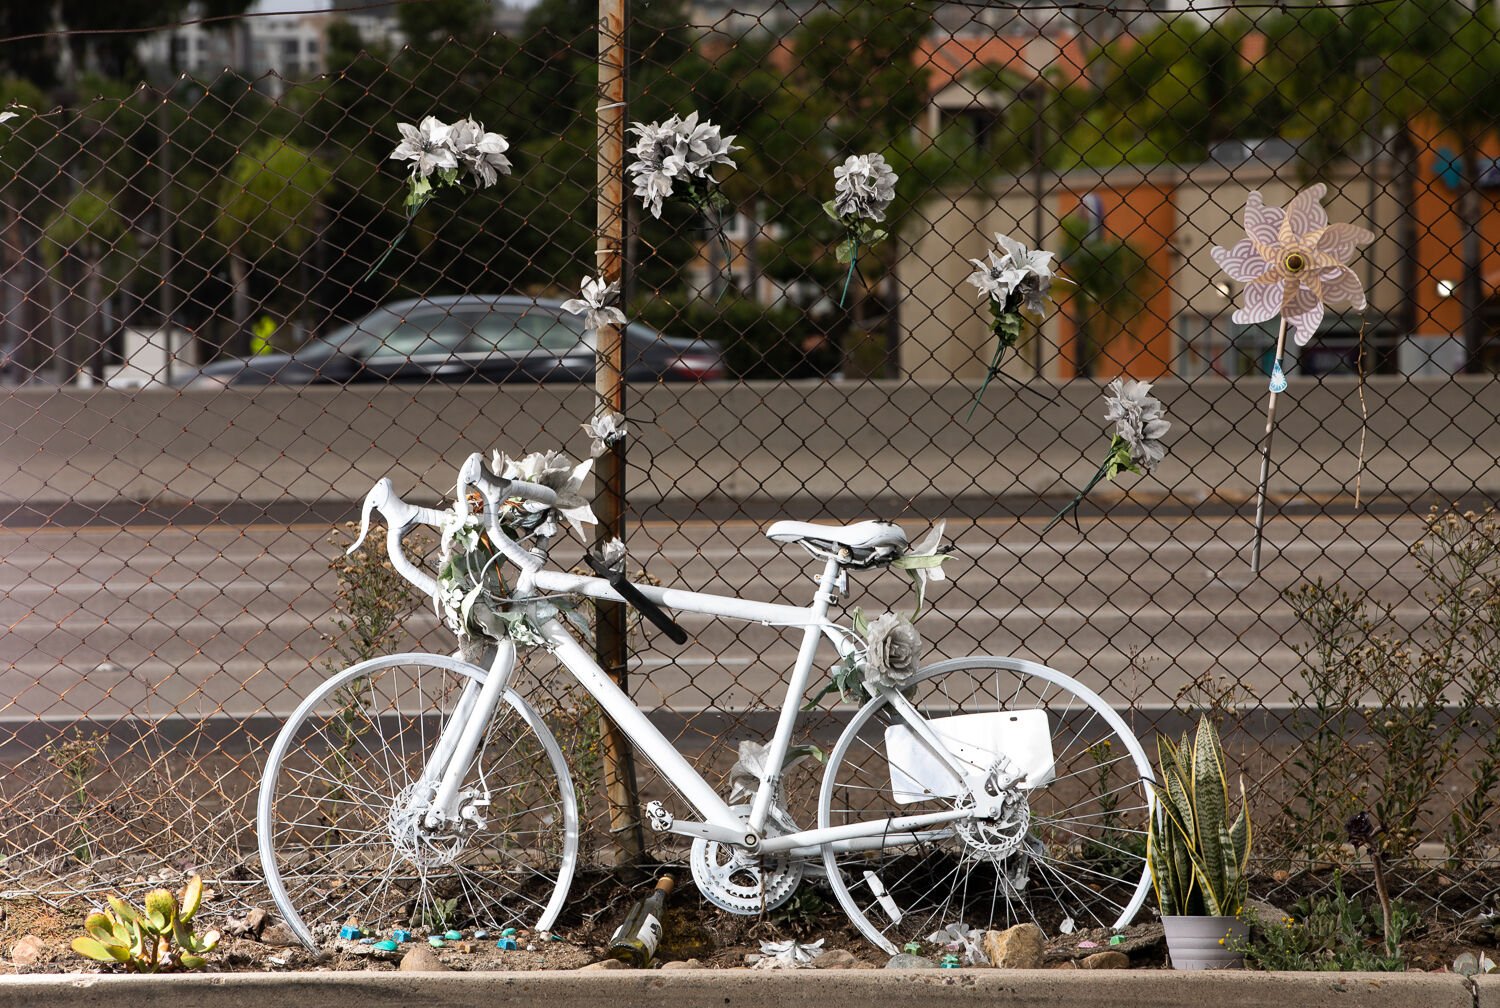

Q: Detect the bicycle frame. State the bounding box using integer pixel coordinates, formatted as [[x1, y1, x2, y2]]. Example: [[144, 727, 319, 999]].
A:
[[358, 452, 980, 858], [421, 548, 978, 859]]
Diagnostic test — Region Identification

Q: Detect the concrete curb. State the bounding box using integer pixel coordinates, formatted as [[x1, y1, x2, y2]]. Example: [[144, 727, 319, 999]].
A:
[[0, 970, 1478, 1008]]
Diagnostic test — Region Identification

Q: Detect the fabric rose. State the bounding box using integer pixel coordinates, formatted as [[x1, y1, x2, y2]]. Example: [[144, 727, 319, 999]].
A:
[[864, 612, 923, 691]]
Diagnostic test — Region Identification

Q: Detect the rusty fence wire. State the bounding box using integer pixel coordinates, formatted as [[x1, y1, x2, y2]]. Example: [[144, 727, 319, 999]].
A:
[[4, 0, 1500, 937]]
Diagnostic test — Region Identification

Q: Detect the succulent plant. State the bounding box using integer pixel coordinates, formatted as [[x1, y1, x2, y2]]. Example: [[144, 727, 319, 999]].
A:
[[1147, 717, 1251, 917], [71, 875, 220, 972]]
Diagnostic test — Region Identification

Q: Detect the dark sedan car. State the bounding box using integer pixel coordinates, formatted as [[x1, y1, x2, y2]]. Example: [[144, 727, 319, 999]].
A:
[[179, 296, 724, 387]]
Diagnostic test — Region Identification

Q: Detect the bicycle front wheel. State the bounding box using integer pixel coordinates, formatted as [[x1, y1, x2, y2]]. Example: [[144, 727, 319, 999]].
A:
[[258, 653, 577, 950], [819, 657, 1153, 956]]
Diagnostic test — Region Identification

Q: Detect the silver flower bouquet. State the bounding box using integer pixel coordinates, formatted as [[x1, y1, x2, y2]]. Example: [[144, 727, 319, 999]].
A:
[[628, 112, 740, 292], [1045, 378, 1170, 532], [965, 233, 1063, 416], [823, 152, 898, 306], [367, 114, 512, 280]]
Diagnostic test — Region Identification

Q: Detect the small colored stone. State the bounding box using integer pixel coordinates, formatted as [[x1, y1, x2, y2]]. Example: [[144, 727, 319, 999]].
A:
[[428, 936, 445, 948], [902, 942, 923, 955], [526, 943, 537, 952], [373, 940, 399, 952], [939, 953, 962, 969], [391, 929, 413, 943], [500, 927, 518, 938], [1109, 934, 1125, 946], [458, 943, 475, 954], [359, 937, 377, 945], [443, 930, 463, 941], [339, 925, 364, 940], [495, 937, 519, 950], [473, 930, 489, 940]]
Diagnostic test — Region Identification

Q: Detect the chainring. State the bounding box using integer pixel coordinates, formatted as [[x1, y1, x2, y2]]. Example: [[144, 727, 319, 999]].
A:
[[689, 804, 803, 914]]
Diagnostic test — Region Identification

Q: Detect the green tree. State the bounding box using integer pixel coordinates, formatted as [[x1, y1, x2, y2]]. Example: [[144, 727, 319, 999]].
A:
[[214, 138, 331, 354], [1062, 17, 1274, 169], [41, 187, 132, 383]]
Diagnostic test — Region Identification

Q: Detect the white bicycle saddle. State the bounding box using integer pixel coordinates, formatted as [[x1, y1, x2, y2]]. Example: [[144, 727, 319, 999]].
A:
[[765, 520, 909, 552]]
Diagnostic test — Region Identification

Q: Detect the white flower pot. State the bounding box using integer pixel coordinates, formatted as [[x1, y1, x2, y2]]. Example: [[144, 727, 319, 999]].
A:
[[1161, 915, 1248, 970]]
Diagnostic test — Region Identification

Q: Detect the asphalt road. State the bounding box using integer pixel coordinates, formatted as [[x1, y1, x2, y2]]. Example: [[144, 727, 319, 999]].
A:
[[0, 509, 1438, 731]]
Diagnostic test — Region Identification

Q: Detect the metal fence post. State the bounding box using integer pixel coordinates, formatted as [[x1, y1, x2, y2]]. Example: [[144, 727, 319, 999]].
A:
[[594, 0, 647, 872]]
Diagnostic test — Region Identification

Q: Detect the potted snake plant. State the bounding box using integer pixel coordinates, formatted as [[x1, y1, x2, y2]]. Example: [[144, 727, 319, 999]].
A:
[[1148, 716, 1252, 969]]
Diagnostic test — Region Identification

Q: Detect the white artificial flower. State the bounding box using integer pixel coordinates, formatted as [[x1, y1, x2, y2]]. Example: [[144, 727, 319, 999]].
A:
[[0, 111, 18, 124], [927, 924, 990, 967], [626, 112, 738, 218], [755, 938, 824, 969], [671, 111, 738, 170], [583, 410, 627, 457], [489, 449, 598, 541], [438, 510, 482, 560], [592, 536, 626, 573], [966, 248, 1026, 304], [560, 276, 627, 335], [492, 448, 574, 486], [891, 520, 950, 612], [389, 116, 458, 178], [863, 612, 923, 691], [832, 152, 898, 222], [1103, 378, 1170, 473], [448, 116, 511, 187], [979, 233, 1060, 320]]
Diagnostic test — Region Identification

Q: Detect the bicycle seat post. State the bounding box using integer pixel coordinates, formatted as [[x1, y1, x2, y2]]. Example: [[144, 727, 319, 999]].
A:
[[745, 553, 844, 838]]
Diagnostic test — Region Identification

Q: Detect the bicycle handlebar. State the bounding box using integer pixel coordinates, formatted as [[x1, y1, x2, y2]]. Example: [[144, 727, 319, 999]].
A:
[[348, 478, 441, 599], [454, 452, 558, 515], [352, 454, 688, 647]]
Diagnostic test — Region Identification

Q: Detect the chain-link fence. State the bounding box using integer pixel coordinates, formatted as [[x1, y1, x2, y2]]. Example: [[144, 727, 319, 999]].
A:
[[5, 0, 1500, 947]]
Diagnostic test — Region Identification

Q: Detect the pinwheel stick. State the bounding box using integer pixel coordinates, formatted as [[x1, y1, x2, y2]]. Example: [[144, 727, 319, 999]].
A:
[[1250, 316, 1289, 576]]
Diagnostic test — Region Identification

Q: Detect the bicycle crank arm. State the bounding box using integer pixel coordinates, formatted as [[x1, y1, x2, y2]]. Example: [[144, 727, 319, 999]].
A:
[[645, 803, 758, 847]]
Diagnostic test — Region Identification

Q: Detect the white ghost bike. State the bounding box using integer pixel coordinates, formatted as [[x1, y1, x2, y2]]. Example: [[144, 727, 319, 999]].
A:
[[257, 452, 1155, 955]]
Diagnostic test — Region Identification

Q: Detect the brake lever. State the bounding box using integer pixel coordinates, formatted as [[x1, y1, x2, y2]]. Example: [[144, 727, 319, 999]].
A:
[[584, 553, 690, 646]]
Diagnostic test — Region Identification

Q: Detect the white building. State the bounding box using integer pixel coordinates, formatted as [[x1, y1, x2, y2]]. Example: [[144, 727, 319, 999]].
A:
[[137, 5, 329, 95]]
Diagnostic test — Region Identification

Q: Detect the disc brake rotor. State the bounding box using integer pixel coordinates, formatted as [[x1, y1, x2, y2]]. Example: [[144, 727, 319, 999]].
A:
[[388, 782, 467, 870], [954, 757, 1032, 860], [689, 804, 803, 914]]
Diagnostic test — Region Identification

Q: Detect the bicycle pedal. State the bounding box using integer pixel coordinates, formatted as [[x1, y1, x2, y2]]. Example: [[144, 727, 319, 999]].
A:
[[644, 800, 674, 832]]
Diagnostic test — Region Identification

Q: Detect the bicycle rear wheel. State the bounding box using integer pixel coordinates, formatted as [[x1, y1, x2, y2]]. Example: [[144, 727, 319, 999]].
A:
[[258, 653, 577, 950], [819, 657, 1153, 956]]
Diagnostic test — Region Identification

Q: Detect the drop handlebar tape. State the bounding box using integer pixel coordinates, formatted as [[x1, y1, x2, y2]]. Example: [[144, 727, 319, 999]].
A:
[[583, 553, 690, 646]]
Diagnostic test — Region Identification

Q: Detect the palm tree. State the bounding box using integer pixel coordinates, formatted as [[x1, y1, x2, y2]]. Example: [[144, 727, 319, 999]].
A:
[[41, 187, 131, 384], [214, 138, 331, 356]]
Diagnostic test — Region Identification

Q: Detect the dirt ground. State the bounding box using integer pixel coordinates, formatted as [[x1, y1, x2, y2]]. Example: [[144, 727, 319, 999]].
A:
[[1, 866, 1494, 976]]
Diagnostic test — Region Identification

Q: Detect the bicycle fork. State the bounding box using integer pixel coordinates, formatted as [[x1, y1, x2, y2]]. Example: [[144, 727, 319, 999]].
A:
[[415, 638, 519, 832]]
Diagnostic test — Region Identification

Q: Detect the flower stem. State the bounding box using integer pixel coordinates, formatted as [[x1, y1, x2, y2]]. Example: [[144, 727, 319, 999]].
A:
[[362, 205, 419, 284], [966, 338, 1007, 421], [1043, 456, 1115, 534], [839, 237, 860, 308]]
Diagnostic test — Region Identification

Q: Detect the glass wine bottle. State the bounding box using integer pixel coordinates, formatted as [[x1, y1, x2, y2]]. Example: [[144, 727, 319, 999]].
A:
[[606, 874, 675, 967]]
